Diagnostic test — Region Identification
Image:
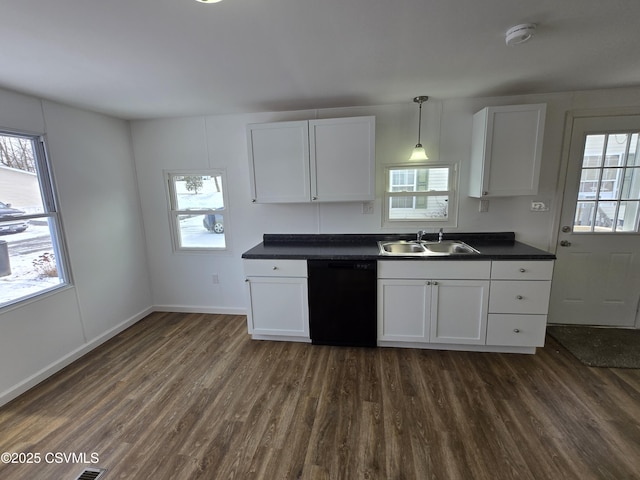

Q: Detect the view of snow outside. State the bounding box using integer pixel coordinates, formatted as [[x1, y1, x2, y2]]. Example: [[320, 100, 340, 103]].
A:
[[0, 222, 63, 306], [174, 175, 226, 249]]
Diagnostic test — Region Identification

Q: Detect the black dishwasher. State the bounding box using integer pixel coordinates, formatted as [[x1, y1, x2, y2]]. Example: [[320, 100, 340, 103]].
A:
[[307, 259, 377, 347]]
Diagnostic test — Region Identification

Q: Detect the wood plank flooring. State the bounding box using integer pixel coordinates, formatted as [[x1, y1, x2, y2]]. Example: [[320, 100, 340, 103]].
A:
[[0, 312, 639, 479]]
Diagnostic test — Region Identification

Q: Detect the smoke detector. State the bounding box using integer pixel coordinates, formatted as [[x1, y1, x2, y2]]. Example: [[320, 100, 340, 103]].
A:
[[505, 23, 536, 46]]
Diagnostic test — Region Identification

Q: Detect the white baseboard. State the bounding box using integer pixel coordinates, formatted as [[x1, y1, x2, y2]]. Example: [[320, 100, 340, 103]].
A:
[[0, 306, 153, 408], [153, 304, 247, 316]]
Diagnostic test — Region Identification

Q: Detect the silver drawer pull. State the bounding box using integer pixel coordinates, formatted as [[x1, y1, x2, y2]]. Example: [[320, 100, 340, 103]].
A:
[[519, 268, 526, 273], [513, 328, 520, 333], [516, 295, 524, 300], [272, 266, 278, 270]]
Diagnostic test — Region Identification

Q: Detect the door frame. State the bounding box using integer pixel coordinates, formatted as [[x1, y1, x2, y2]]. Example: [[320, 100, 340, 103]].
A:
[[552, 106, 640, 328]]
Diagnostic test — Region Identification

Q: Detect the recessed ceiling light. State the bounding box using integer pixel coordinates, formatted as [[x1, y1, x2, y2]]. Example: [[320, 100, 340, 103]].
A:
[[196, 0, 223, 3]]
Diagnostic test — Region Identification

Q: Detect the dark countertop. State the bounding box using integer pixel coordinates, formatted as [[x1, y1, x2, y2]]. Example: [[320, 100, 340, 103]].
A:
[[242, 233, 556, 261]]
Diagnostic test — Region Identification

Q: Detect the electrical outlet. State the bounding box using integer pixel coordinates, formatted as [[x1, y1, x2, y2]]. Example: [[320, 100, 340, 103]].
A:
[[362, 201, 374, 214], [531, 201, 549, 212]]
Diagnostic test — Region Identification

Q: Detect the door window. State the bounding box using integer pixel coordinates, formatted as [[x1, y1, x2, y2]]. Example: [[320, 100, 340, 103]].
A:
[[574, 132, 640, 232]]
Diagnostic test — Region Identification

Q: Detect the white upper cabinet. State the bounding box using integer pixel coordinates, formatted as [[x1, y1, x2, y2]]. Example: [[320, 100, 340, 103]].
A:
[[309, 116, 375, 202], [247, 116, 375, 203], [469, 104, 546, 197], [247, 120, 311, 203]]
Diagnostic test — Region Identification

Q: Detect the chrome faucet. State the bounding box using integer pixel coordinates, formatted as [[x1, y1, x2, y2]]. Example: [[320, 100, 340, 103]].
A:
[[417, 230, 427, 242], [438, 228, 444, 242]]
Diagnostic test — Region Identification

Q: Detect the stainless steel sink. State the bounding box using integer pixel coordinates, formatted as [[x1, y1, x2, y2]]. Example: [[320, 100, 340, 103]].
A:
[[378, 240, 479, 256], [422, 240, 480, 255], [378, 240, 428, 255]]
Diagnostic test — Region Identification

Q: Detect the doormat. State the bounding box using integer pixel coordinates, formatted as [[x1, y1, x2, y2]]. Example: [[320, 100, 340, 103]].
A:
[[547, 326, 640, 368]]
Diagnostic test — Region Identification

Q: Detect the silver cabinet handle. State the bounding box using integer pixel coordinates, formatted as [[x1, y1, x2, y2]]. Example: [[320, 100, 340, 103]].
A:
[[519, 268, 526, 273], [312, 196, 318, 201], [432, 281, 438, 285], [516, 295, 524, 300], [426, 281, 431, 285], [513, 328, 520, 333], [272, 266, 278, 270], [560, 240, 571, 247]]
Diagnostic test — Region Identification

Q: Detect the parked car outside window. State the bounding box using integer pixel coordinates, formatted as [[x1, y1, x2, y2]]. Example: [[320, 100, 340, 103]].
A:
[[203, 211, 224, 234], [0, 201, 29, 235]]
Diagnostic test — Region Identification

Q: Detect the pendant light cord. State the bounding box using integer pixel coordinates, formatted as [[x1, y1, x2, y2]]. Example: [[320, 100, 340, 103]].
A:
[[417, 101, 423, 145]]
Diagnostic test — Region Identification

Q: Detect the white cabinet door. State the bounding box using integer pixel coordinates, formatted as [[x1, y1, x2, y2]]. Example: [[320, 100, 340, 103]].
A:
[[430, 280, 490, 345], [310, 116, 375, 202], [378, 279, 430, 342], [246, 121, 310, 203], [246, 276, 309, 339], [469, 104, 546, 197]]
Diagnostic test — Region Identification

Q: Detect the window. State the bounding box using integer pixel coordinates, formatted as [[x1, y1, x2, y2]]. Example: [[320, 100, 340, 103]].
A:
[[574, 132, 640, 232], [166, 170, 229, 250], [0, 131, 69, 308], [384, 164, 457, 226]]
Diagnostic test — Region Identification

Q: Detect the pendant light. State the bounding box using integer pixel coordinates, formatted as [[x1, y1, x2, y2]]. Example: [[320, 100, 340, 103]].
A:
[[409, 96, 429, 160]]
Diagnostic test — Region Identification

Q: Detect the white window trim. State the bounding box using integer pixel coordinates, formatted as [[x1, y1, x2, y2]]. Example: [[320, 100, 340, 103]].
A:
[[165, 169, 230, 252], [0, 130, 71, 310], [382, 163, 458, 229]]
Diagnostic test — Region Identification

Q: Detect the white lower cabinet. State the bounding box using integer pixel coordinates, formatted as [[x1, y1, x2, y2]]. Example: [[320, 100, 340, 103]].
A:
[[243, 259, 310, 341], [486, 314, 547, 347], [430, 280, 489, 345], [486, 260, 554, 348], [377, 261, 491, 347], [378, 279, 430, 342], [378, 259, 554, 353]]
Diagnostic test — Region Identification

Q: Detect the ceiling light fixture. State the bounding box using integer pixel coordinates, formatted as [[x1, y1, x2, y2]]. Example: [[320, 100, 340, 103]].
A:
[[505, 23, 536, 46], [196, 0, 222, 3], [409, 96, 429, 161]]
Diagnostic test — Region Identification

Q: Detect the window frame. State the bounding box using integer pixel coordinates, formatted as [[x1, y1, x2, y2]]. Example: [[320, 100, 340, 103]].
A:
[[383, 163, 458, 228], [165, 169, 230, 252], [0, 130, 71, 310]]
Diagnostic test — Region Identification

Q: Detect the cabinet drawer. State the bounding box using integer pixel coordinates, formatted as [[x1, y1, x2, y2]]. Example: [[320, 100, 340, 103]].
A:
[[378, 260, 491, 280], [243, 259, 307, 277], [489, 280, 551, 314], [486, 314, 547, 347], [491, 260, 554, 280]]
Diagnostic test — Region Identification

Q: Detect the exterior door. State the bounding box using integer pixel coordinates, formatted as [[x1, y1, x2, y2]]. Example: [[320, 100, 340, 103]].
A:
[[549, 113, 640, 327]]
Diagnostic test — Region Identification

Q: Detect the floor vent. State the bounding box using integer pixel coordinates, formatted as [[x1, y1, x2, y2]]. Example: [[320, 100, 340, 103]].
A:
[[75, 467, 107, 480]]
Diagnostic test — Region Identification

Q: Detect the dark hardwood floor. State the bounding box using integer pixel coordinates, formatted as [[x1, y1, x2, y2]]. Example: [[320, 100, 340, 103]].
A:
[[0, 312, 639, 479]]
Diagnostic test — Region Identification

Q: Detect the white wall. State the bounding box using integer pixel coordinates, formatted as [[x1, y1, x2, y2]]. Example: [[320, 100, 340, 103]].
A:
[[131, 87, 640, 315], [0, 88, 152, 406]]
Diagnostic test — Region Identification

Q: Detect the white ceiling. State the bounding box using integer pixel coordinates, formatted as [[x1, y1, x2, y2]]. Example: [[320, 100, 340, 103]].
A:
[[2, 0, 639, 120]]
